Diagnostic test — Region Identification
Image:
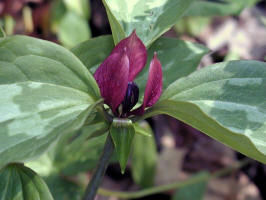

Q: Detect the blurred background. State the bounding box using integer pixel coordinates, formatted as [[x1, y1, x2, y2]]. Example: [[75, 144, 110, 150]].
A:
[[0, 0, 266, 199]]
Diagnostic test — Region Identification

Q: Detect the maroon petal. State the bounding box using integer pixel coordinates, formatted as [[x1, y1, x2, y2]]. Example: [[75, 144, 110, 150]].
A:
[[133, 53, 163, 115], [94, 51, 129, 113], [143, 53, 163, 107], [112, 30, 147, 81]]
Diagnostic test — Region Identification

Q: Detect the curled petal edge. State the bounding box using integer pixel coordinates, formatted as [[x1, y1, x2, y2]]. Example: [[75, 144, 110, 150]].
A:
[[132, 53, 163, 115], [112, 30, 147, 81]]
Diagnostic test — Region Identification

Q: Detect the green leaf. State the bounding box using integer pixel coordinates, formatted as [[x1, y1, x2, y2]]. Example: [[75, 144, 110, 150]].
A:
[[142, 60, 266, 163], [45, 175, 83, 200], [72, 36, 208, 96], [134, 122, 152, 137], [135, 37, 209, 94], [26, 153, 55, 177], [26, 114, 108, 176], [26, 111, 108, 176], [174, 17, 211, 37], [186, 0, 259, 16], [0, 35, 100, 168], [54, 123, 109, 175], [3, 15, 15, 36], [103, 1, 126, 45], [0, 82, 93, 169], [51, 0, 67, 32], [102, 0, 195, 46], [51, 0, 90, 37], [132, 122, 158, 188], [0, 35, 99, 98], [58, 11, 91, 48], [0, 164, 24, 199], [0, 26, 5, 38], [63, 0, 90, 19], [110, 118, 135, 174], [172, 172, 209, 200], [71, 35, 114, 72], [0, 164, 54, 200]]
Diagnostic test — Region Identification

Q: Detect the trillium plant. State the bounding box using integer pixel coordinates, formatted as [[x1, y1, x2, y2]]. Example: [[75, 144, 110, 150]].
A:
[[0, 0, 265, 200]]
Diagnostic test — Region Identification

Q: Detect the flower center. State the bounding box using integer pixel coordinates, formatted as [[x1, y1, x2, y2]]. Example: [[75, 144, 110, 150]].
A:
[[117, 82, 139, 117]]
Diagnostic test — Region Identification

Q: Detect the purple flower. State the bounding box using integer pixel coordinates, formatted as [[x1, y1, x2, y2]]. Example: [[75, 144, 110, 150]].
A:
[[94, 31, 163, 117]]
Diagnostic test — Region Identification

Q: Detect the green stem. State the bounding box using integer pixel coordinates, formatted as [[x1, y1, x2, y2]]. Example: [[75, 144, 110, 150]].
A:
[[98, 158, 250, 199], [82, 134, 114, 200]]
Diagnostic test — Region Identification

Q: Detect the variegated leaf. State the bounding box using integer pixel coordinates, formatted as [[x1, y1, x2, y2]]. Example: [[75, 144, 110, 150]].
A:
[[0, 35, 99, 97], [141, 60, 266, 163], [26, 113, 109, 176], [0, 36, 100, 169], [102, 0, 195, 46]]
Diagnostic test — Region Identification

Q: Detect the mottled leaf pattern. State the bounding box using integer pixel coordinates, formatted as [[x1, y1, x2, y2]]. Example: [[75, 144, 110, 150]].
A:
[[142, 60, 266, 163], [0, 35, 99, 97], [102, 0, 195, 46], [0, 36, 99, 168]]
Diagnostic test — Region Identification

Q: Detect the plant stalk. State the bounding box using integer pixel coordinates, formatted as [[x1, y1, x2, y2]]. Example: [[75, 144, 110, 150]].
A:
[[82, 134, 114, 200]]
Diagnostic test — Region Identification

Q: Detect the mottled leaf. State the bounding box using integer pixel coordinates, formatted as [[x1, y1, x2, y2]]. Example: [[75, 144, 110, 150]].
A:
[[102, 0, 195, 46], [0, 35, 99, 168], [54, 122, 109, 175], [0, 35, 99, 98], [0, 82, 93, 169], [26, 113, 109, 176], [142, 60, 266, 163]]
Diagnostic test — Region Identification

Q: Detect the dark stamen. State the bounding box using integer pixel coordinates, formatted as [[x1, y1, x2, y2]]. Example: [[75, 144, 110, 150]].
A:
[[121, 82, 139, 115]]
